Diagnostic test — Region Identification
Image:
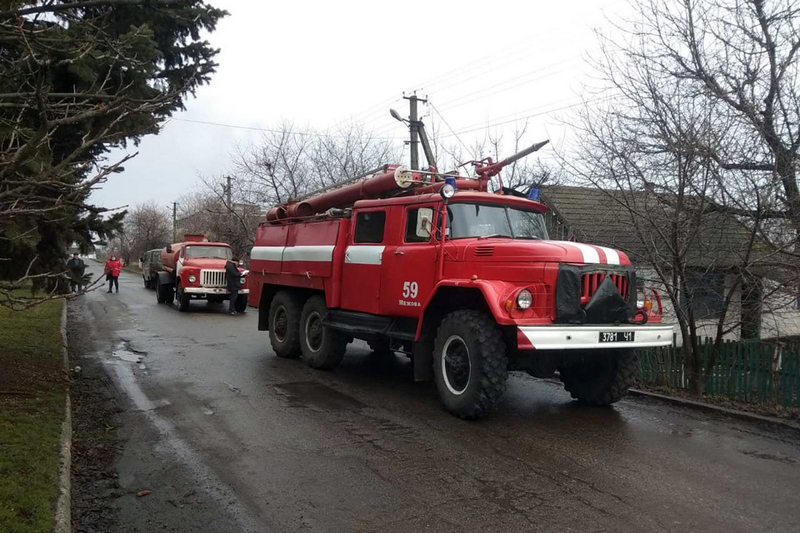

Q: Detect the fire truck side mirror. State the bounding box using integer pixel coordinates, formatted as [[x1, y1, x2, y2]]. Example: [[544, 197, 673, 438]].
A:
[[416, 208, 434, 238], [166, 244, 173, 254]]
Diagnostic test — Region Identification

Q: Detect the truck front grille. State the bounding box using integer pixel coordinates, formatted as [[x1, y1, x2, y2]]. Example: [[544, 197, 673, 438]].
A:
[[201, 269, 227, 287], [581, 272, 628, 304]]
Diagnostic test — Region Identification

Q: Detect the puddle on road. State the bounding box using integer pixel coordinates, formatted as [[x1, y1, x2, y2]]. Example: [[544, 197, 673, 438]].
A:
[[112, 340, 148, 369], [275, 381, 366, 411]]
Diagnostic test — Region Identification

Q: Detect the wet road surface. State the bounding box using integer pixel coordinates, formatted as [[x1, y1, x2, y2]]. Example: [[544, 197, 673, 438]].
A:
[[70, 265, 800, 532]]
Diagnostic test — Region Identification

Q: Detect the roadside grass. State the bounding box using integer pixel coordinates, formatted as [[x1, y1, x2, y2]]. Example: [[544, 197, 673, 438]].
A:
[[0, 299, 66, 533]]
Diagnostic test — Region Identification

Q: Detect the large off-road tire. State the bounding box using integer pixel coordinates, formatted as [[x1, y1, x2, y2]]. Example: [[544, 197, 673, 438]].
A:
[[300, 295, 347, 370], [176, 282, 191, 312], [558, 349, 637, 406], [234, 294, 248, 313], [268, 291, 302, 359], [433, 310, 508, 420]]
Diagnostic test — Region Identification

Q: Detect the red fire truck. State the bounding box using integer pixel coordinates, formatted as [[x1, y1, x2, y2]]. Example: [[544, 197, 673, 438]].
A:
[[249, 143, 672, 418], [154, 235, 249, 312]]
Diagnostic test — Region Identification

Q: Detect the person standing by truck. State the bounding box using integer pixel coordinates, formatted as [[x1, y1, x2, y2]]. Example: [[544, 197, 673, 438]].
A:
[[104, 255, 122, 293], [225, 258, 242, 315], [66, 253, 86, 293]]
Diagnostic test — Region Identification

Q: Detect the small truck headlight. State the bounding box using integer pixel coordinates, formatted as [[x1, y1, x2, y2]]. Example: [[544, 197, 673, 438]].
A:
[[636, 290, 645, 309], [189, 274, 196, 283], [516, 289, 533, 309]]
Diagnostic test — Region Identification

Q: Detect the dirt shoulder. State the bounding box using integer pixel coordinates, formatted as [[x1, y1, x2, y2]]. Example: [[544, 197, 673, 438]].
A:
[[0, 299, 66, 533], [67, 299, 123, 533]]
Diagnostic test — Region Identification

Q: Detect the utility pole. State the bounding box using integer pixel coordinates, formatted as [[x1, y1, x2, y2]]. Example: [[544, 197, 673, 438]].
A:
[[404, 93, 427, 170], [172, 201, 177, 242], [225, 175, 232, 210]]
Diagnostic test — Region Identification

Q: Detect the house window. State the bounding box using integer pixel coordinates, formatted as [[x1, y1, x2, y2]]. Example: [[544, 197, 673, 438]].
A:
[[354, 211, 386, 244], [682, 271, 725, 320]]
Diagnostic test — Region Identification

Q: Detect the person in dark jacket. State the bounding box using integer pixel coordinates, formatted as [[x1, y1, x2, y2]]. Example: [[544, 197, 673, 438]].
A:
[[225, 259, 242, 315], [66, 253, 86, 293]]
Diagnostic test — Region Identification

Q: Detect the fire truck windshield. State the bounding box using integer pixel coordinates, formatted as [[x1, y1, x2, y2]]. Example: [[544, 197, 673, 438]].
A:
[[184, 245, 232, 260], [447, 203, 548, 240]]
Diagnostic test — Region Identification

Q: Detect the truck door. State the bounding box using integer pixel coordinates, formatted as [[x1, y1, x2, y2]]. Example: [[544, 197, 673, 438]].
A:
[[383, 205, 438, 317], [340, 209, 388, 315]]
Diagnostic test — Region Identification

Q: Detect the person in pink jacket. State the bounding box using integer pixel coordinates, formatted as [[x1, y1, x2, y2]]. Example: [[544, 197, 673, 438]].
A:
[[104, 255, 122, 293]]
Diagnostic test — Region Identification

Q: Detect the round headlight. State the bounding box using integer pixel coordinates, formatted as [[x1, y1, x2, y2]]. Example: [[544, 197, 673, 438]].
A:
[[516, 289, 533, 309], [440, 183, 456, 199], [188, 275, 196, 283]]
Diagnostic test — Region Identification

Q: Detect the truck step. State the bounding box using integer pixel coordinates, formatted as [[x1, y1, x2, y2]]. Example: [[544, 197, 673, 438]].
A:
[[324, 311, 417, 341]]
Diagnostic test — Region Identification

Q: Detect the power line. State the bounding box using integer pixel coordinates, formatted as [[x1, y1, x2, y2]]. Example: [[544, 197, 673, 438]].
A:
[[435, 58, 584, 114], [429, 101, 471, 156], [171, 117, 402, 140], [439, 94, 617, 138]]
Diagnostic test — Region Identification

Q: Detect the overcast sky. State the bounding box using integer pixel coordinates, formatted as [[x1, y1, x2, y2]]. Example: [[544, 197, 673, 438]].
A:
[[92, 0, 631, 211]]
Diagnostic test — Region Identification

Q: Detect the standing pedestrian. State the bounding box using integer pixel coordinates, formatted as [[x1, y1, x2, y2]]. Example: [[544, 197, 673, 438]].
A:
[[66, 253, 86, 293], [225, 258, 242, 315], [104, 255, 122, 293]]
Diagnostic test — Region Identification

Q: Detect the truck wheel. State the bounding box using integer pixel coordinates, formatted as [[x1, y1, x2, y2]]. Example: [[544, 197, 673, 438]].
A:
[[268, 291, 302, 359], [176, 282, 191, 312], [234, 294, 248, 313], [300, 295, 347, 370], [155, 279, 167, 303], [558, 349, 637, 406], [433, 310, 508, 419]]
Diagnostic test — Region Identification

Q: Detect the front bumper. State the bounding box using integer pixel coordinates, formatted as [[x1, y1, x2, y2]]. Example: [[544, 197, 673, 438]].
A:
[[183, 287, 250, 295], [517, 324, 673, 350]]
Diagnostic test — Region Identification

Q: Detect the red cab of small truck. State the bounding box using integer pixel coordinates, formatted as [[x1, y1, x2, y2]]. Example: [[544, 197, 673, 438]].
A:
[[249, 148, 673, 419], [153, 234, 249, 312]]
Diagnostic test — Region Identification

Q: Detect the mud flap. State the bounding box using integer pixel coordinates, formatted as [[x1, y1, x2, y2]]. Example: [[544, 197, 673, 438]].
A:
[[413, 337, 433, 382]]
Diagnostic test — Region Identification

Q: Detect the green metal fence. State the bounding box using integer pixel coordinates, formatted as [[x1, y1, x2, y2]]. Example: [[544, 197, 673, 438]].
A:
[[637, 339, 800, 408]]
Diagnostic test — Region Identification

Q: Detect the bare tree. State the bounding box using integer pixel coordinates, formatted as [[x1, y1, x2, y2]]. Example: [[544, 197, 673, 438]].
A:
[[567, 0, 799, 394], [177, 176, 262, 259], [626, 0, 800, 238], [233, 122, 401, 207], [118, 202, 171, 264]]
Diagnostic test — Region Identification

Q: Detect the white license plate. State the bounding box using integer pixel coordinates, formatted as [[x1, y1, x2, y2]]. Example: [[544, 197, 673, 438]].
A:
[[599, 331, 635, 343]]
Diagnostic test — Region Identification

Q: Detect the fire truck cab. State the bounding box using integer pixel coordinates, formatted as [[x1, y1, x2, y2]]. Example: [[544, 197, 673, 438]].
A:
[[251, 155, 673, 419]]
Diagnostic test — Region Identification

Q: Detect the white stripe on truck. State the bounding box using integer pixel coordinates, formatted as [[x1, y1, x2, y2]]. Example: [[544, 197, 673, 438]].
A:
[[283, 245, 334, 262], [250, 246, 284, 261], [251, 245, 334, 262], [598, 246, 620, 265], [344, 245, 384, 265]]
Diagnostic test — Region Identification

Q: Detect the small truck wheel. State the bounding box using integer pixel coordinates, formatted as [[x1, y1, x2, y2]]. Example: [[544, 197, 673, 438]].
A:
[[433, 310, 508, 419], [176, 282, 191, 312], [268, 291, 302, 358], [558, 349, 637, 406], [155, 278, 172, 304], [300, 295, 347, 370]]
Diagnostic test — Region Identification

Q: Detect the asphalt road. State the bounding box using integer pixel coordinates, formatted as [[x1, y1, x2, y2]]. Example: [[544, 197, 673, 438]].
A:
[[69, 265, 800, 533]]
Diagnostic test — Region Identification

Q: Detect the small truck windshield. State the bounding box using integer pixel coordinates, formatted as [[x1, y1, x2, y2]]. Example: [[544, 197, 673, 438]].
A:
[[447, 203, 548, 240], [184, 245, 232, 260]]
